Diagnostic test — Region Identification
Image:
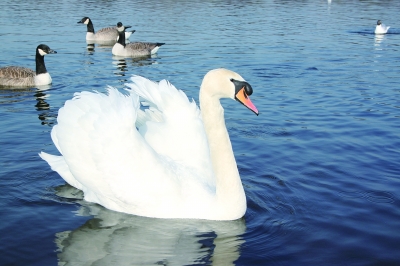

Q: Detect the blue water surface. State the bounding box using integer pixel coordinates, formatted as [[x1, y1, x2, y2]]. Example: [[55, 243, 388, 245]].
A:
[[0, 0, 399, 265]]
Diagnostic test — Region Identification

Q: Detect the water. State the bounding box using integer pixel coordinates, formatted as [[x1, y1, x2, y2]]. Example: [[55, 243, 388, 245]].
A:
[[1, 0, 399, 265]]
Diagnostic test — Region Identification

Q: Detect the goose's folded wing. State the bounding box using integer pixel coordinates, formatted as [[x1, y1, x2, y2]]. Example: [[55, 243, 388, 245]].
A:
[[97, 27, 116, 33], [127, 42, 159, 51], [0, 66, 34, 79]]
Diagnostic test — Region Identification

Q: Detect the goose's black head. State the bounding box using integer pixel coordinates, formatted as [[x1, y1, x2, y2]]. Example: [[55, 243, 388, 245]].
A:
[[36, 44, 57, 56], [78, 17, 90, 24]]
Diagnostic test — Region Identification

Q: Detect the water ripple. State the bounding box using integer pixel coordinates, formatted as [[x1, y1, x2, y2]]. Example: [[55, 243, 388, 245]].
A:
[[1, 0, 400, 265], [338, 190, 396, 204]]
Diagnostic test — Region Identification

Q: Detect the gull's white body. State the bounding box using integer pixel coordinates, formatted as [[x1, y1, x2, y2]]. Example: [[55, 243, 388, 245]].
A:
[[40, 69, 255, 220], [375, 20, 390, 34]]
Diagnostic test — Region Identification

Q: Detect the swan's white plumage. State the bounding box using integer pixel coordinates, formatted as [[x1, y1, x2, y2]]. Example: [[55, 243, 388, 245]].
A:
[[40, 69, 256, 220], [128, 77, 213, 182]]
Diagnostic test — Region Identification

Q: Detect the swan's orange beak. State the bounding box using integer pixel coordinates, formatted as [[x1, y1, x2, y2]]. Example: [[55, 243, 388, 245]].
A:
[[235, 87, 259, 116]]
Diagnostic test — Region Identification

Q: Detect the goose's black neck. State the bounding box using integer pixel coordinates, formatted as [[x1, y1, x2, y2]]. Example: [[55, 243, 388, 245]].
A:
[[87, 20, 95, 33], [35, 50, 47, 75], [117, 30, 126, 47]]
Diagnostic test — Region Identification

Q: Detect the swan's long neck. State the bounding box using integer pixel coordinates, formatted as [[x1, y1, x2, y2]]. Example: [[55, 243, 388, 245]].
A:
[[200, 89, 246, 218]]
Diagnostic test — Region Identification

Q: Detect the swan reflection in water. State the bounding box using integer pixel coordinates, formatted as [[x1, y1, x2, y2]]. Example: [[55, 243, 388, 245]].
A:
[[54, 184, 246, 265]]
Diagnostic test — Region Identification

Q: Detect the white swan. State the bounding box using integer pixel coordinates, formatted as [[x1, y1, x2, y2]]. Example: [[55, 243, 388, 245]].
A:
[[112, 22, 165, 57], [39, 68, 259, 220], [78, 17, 135, 42], [375, 20, 390, 34], [0, 44, 56, 87]]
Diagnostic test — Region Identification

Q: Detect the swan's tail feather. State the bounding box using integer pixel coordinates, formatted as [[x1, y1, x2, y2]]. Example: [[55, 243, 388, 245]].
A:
[[51, 125, 62, 155], [39, 152, 84, 190]]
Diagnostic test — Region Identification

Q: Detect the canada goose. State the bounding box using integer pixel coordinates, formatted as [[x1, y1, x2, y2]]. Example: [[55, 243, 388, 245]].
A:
[[78, 17, 135, 42], [112, 22, 165, 57], [0, 44, 57, 87], [375, 20, 390, 34], [39, 68, 258, 220]]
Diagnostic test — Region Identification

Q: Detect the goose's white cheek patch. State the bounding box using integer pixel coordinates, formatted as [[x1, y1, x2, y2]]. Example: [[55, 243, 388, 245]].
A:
[[38, 48, 47, 56]]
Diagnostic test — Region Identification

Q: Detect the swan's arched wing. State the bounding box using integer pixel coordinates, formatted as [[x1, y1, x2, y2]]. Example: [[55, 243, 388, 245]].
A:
[[126, 76, 215, 186], [50, 88, 145, 203], [45, 86, 215, 215]]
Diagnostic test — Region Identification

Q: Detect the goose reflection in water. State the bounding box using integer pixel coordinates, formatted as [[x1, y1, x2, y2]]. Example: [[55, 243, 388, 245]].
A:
[[86, 41, 116, 55], [86, 40, 117, 51], [112, 56, 158, 81], [54, 184, 246, 265], [34, 85, 57, 126], [113, 58, 128, 77], [86, 43, 95, 52], [0, 85, 56, 126]]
